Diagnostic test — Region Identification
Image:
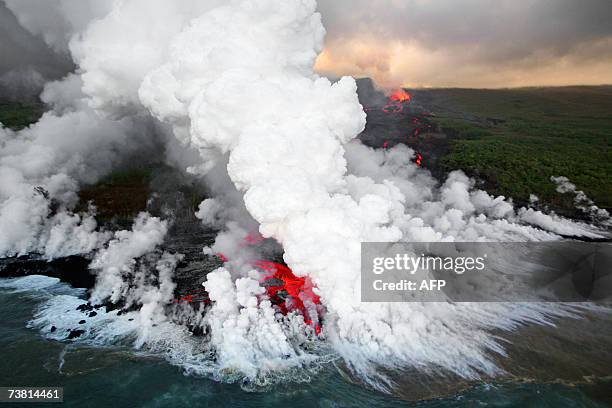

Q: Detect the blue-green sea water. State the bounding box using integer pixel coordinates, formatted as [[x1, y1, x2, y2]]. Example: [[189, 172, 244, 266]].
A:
[[0, 278, 609, 408]]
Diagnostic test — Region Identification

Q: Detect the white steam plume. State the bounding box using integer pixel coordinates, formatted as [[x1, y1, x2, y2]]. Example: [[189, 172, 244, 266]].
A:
[[0, 1, 193, 259], [90, 212, 169, 305], [0, 73, 152, 258], [133, 0, 606, 386]]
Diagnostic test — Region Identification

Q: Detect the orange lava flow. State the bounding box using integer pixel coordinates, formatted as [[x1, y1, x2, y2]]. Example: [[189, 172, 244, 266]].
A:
[[389, 89, 411, 103], [176, 231, 323, 334]]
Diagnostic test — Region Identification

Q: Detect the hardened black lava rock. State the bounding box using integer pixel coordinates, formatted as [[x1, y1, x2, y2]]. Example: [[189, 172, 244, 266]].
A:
[[0, 255, 94, 288], [67, 329, 85, 339]]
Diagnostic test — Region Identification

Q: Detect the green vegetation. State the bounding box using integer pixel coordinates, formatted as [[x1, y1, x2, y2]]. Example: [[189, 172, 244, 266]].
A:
[[0, 99, 44, 130], [422, 86, 612, 210], [2, 87, 610, 219], [76, 164, 207, 224]]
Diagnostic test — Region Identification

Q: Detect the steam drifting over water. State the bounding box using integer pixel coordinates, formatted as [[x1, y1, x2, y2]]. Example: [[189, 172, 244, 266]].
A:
[[0, 0, 609, 391]]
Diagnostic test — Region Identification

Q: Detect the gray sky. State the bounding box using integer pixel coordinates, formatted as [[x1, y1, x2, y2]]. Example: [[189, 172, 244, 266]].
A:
[[1, 0, 611, 90], [316, 0, 612, 88]]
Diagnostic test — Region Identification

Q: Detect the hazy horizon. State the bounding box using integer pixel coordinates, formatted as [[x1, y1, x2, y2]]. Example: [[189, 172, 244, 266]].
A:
[[341, 76, 612, 90], [316, 0, 612, 89]]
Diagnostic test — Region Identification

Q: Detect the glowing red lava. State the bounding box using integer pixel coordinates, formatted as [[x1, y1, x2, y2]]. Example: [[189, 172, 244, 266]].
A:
[[383, 88, 412, 113], [255, 260, 322, 334], [389, 89, 411, 103], [175, 288, 211, 304], [415, 152, 423, 167], [176, 234, 323, 334]]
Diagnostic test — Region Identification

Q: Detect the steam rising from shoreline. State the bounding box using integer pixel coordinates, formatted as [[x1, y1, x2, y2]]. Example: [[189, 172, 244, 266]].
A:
[[551, 176, 611, 224], [0, 0, 609, 390]]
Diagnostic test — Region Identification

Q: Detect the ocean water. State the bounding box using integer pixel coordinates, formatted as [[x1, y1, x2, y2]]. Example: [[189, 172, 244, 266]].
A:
[[0, 276, 609, 408]]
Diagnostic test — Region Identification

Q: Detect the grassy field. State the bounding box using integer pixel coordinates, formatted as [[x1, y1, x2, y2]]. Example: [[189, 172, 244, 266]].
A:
[[414, 86, 612, 211]]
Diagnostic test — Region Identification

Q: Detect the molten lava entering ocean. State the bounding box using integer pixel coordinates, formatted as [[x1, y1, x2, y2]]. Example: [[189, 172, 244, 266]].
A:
[[176, 232, 323, 335]]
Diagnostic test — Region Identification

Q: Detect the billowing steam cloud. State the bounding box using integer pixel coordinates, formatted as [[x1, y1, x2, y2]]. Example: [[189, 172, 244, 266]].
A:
[[0, 73, 149, 257], [1, 0, 608, 390]]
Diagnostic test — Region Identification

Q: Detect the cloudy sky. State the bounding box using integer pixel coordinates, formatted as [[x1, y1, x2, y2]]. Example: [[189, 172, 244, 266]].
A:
[[316, 0, 612, 88], [1, 0, 611, 90]]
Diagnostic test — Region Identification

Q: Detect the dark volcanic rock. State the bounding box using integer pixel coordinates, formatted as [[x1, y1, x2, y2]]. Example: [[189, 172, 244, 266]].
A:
[[0, 255, 93, 288], [167, 222, 219, 295], [67, 329, 85, 339], [0, 167, 218, 295], [355, 79, 450, 181], [77, 303, 95, 312], [355, 77, 388, 107]]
